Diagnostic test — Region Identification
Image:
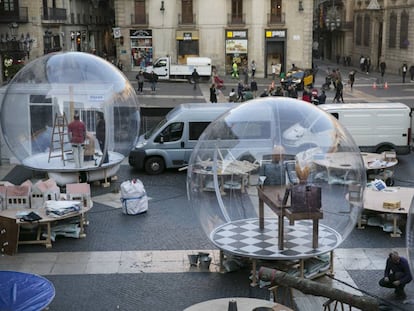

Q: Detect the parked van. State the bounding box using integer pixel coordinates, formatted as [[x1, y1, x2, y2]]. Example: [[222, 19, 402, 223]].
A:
[[283, 103, 411, 154], [128, 103, 239, 174]]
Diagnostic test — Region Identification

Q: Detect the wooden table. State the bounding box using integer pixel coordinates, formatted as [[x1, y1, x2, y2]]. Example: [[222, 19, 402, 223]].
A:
[[184, 297, 293, 311], [257, 185, 323, 250], [193, 160, 259, 194], [313, 152, 398, 185], [358, 187, 414, 237], [0, 204, 91, 253]]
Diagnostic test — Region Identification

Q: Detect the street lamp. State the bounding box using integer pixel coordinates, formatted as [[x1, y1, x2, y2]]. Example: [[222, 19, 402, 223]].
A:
[[325, 0, 341, 31], [8, 23, 19, 40]]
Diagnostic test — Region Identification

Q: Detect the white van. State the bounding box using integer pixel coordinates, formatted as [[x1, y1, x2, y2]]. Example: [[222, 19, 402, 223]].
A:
[[128, 103, 239, 174], [283, 103, 411, 154]]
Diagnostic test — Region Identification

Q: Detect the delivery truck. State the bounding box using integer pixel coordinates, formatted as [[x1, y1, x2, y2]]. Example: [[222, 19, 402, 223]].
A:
[[144, 56, 212, 81], [283, 103, 412, 154]]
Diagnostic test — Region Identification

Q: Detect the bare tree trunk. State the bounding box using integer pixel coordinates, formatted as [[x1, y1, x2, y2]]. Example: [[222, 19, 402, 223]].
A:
[[258, 267, 379, 311]]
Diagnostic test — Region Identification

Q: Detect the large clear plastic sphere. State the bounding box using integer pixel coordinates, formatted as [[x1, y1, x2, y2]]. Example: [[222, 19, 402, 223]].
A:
[[187, 97, 366, 260], [1, 52, 140, 171]]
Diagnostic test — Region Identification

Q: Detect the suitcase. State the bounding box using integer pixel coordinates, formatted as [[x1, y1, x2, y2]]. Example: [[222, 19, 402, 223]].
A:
[[290, 184, 321, 212]]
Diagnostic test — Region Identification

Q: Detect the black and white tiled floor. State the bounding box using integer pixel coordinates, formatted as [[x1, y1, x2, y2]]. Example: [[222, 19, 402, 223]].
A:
[[211, 218, 341, 260]]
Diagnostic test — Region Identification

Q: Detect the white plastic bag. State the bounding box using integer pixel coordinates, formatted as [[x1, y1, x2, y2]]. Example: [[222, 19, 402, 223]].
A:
[[120, 179, 148, 215]]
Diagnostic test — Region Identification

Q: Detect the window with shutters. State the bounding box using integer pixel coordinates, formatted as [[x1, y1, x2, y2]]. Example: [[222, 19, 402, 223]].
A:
[[182, 0, 193, 24], [134, 0, 147, 24], [388, 12, 397, 48], [270, 0, 282, 23]]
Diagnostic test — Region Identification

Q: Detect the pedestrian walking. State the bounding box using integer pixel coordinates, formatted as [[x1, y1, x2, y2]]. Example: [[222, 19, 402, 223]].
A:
[[68, 113, 86, 168], [333, 78, 344, 103], [410, 65, 414, 82], [149, 71, 158, 93], [191, 68, 199, 90], [250, 60, 256, 78], [359, 55, 365, 72], [250, 79, 258, 98], [136, 70, 144, 93], [243, 65, 248, 85], [209, 83, 217, 103], [96, 112, 108, 163], [380, 60, 386, 78], [379, 251, 412, 300], [232, 61, 239, 79], [402, 63, 408, 83], [271, 62, 277, 80], [348, 70, 356, 91], [237, 80, 244, 102]]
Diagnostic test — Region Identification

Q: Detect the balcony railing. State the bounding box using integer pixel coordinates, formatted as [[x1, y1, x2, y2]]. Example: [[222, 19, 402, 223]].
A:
[[178, 14, 196, 26], [131, 14, 148, 25], [41, 7, 67, 22], [267, 13, 285, 25], [227, 13, 245, 26], [0, 7, 29, 23]]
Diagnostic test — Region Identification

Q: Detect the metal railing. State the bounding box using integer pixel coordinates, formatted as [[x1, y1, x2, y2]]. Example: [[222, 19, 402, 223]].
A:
[[267, 13, 285, 25], [178, 13, 196, 25], [227, 13, 245, 25], [0, 7, 29, 23], [41, 7, 67, 22], [130, 13, 148, 25]]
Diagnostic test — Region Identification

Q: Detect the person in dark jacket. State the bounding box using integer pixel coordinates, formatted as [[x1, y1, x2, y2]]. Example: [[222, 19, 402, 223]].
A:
[[191, 68, 199, 90], [317, 90, 326, 105], [96, 112, 108, 163], [209, 83, 217, 103], [379, 251, 412, 299]]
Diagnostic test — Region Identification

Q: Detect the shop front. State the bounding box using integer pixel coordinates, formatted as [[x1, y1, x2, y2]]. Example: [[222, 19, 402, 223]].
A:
[[264, 29, 286, 78], [176, 30, 199, 64], [130, 29, 153, 70], [225, 30, 248, 75]]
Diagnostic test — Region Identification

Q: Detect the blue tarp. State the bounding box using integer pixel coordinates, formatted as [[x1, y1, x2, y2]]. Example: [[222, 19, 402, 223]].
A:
[[0, 271, 55, 311]]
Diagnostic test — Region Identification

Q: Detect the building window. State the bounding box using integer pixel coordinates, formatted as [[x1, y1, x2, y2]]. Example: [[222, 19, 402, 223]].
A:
[[231, 0, 243, 24], [363, 14, 370, 47], [400, 10, 409, 49], [134, 0, 146, 24], [389, 12, 397, 48], [270, 0, 282, 23], [2, 0, 15, 11], [355, 14, 362, 46], [182, 0, 193, 24]]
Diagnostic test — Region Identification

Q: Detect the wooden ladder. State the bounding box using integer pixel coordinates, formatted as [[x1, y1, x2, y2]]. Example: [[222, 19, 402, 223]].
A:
[[48, 113, 71, 165]]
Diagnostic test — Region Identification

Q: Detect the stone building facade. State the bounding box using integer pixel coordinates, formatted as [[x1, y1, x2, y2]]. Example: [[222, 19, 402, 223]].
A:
[[351, 0, 414, 75], [114, 0, 314, 77], [0, 0, 114, 64]]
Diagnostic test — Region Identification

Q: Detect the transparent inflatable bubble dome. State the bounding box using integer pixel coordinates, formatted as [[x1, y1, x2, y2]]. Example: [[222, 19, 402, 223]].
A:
[[1, 52, 140, 171], [187, 98, 366, 260]]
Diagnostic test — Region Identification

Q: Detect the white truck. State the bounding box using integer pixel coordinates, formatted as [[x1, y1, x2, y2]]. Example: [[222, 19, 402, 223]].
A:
[[144, 56, 212, 81], [283, 103, 412, 155]]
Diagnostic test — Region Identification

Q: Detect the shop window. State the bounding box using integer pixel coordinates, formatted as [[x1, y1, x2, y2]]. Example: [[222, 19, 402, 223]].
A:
[[363, 14, 370, 47], [388, 12, 397, 48], [355, 15, 362, 46], [400, 11, 409, 49]]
